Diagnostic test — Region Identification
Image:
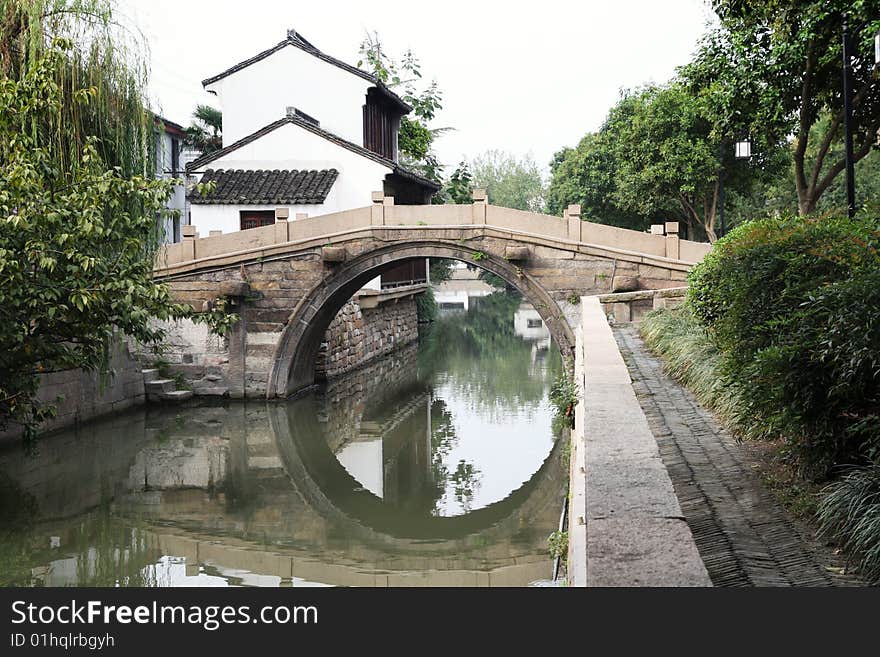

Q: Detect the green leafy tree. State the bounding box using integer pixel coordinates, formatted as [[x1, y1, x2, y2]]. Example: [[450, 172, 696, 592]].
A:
[[728, 113, 880, 221], [469, 150, 545, 212], [0, 8, 232, 440], [685, 1, 880, 215], [546, 134, 656, 230], [2, 0, 154, 178], [440, 160, 473, 204], [185, 104, 222, 156], [550, 83, 783, 241], [607, 84, 771, 242], [429, 259, 455, 285], [357, 31, 447, 183]]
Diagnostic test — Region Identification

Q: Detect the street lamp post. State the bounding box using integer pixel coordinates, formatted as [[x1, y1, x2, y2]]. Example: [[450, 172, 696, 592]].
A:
[[717, 138, 751, 239], [842, 16, 856, 218]]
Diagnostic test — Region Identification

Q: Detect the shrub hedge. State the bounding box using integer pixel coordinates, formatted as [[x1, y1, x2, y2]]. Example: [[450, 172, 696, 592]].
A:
[[687, 214, 880, 478]]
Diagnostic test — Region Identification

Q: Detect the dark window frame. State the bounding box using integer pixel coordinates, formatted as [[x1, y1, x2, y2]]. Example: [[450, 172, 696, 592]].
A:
[[240, 210, 276, 230]]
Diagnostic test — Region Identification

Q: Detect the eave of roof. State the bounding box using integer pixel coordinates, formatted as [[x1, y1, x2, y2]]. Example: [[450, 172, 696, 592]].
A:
[[389, 165, 441, 192], [189, 168, 338, 205], [186, 115, 440, 192], [201, 30, 411, 114], [152, 114, 187, 137]]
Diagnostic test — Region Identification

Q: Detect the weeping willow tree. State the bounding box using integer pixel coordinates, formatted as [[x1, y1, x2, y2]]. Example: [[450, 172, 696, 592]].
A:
[[0, 0, 233, 441], [1, 0, 155, 178]]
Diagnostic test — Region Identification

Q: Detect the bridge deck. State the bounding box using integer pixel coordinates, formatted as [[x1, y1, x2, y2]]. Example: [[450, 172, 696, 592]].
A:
[[155, 202, 711, 276]]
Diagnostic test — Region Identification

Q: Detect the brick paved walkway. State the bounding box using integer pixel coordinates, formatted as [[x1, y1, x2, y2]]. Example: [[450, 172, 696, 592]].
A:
[[614, 325, 857, 587]]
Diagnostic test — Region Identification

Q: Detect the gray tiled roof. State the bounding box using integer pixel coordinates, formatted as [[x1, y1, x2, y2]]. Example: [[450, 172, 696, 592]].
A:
[[190, 168, 338, 205], [186, 115, 441, 192]]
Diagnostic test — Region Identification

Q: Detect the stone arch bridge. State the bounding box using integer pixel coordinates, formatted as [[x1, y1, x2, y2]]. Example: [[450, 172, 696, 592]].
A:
[[154, 193, 711, 399]]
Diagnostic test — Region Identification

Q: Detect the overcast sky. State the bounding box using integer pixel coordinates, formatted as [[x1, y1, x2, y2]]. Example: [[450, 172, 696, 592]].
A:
[[118, 0, 716, 175]]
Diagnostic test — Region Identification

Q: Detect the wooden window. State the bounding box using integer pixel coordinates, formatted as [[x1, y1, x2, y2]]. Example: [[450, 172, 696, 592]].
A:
[[380, 259, 426, 289], [363, 88, 398, 160], [171, 137, 179, 175], [240, 210, 275, 230]]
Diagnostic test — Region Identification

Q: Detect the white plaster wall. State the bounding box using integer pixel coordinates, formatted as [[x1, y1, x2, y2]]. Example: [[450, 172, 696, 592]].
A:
[[206, 44, 372, 146], [155, 130, 186, 243], [434, 288, 471, 310], [514, 304, 551, 342], [189, 122, 391, 234], [335, 438, 384, 499], [203, 122, 390, 206], [190, 203, 326, 236]]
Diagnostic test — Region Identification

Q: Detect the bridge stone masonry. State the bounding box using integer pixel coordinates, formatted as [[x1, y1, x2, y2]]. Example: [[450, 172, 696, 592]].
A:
[[153, 190, 711, 399]]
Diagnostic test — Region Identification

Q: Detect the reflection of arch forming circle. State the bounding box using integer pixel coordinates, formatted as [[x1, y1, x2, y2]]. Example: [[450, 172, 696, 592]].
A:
[[268, 399, 567, 543], [268, 242, 575, 399]]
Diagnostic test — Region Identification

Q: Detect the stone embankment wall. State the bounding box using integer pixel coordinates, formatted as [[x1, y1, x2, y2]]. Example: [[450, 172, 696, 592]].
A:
[[318, 341, 421, 453], [0, 335, 145, 443], [315, 295, 419, 380], [137, 285, 424, 399]]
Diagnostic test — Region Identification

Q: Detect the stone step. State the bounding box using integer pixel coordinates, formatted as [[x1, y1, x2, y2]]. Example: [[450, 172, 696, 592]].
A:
[[145, 379, 175, 394], [190, 386, 229, 397], [245, 357, 272, 372], [141, 368, 161, 383], [246, 433, 273, 446], [247, 332, 281, 345], [159, 390, 193, 402], [245, 343, 276, 358], [247, 442, 279, 458], [248, 455, 283, 470]]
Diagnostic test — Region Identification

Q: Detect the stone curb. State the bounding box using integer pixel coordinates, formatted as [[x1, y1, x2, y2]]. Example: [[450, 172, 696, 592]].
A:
[[570, 296, 711, 587]]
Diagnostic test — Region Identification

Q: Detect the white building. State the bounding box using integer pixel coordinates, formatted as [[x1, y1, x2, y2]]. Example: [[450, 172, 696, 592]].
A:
[[514, 303, 551, 347], [153, 116, 188, 244], [432, 263, 494, 312], [185, 28, 439, 234]]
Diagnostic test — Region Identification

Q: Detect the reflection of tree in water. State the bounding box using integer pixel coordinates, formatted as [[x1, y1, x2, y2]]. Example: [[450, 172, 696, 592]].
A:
[[0, 472, 40, 586], [0, 469, 158, 586], [418, 291, 562, 418], [429, 399, 481, 515], [450, 460, 480, 513]]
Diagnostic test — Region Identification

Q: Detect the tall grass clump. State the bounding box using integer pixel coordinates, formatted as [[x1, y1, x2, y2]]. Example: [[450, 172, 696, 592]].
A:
[[818, 465, 880, 585], [639, 306, 741, 424], [643, 212, 880, 582]]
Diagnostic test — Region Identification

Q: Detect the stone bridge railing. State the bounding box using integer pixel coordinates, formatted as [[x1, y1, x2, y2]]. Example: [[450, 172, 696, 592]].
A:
[[155, 192, 711, 276]]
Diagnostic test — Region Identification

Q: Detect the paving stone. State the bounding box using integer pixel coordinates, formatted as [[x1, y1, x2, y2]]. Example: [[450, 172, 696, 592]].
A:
[[613, 326, 859, 587]]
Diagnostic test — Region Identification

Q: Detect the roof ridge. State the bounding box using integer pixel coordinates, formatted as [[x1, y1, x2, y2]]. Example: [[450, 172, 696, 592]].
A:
[[200, 30, 411, 113], [187, 115, 438, 192], [187, 114, 398, 172]]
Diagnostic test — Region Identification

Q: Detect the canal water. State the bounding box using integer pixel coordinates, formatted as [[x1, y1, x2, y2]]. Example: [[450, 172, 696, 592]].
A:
[[0, 290, 566, 587]]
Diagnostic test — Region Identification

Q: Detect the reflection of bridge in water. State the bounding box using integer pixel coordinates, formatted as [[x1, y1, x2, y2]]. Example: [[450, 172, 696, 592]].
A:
[[1, 346, 565, 587]]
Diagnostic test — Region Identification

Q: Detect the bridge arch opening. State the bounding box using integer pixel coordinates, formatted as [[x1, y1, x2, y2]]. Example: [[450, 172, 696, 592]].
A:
[[267, 242, 575, 399]]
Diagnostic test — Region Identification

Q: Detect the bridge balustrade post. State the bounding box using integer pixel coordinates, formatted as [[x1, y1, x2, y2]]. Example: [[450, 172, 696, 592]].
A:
[[371, 191, 385, 226], [383, 195, 395, 224], [565, 204, 582, 242], [274, 208, 290, 243], [665, 221, 680, 260], [471, 188, 487, 224], [181, 224, 197, 261]]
